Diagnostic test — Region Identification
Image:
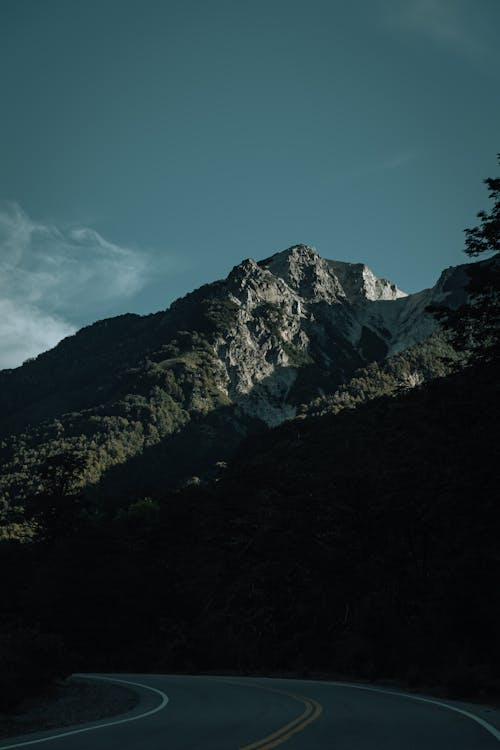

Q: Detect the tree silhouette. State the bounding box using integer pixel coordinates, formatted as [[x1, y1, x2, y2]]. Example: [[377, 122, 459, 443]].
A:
[[464, 159, 500, 257], [434, 156, 499, 360]]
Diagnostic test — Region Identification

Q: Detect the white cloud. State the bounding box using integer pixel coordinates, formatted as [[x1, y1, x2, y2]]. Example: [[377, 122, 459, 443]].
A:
[[0, 298, 75, 370], [0, 202, 155, 369]]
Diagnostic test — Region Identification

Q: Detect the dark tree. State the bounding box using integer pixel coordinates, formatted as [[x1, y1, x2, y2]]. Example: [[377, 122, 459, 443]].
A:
[[464, 160, 500, 257], [434, 156, 499, 360]]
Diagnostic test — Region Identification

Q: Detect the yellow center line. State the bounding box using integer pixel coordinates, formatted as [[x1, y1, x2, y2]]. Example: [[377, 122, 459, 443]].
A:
[[217, 678, 323, 750], [254, 700, 323, 750]]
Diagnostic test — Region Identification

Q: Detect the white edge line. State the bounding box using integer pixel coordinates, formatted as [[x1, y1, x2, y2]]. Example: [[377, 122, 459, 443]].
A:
[[327, 680, 500, 742], [0, 675, 170, 749]]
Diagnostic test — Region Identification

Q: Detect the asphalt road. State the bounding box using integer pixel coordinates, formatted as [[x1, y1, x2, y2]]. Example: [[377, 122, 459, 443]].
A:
[[1, 674, 499, 750]]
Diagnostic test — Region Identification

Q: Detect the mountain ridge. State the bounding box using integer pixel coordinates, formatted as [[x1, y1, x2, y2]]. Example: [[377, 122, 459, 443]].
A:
[[0, 245, 477, 533]]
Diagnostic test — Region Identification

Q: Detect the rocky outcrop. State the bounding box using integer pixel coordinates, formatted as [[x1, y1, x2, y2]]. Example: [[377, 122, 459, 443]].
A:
[[326, 259, 407, 302], [191, 244, 474, 425]]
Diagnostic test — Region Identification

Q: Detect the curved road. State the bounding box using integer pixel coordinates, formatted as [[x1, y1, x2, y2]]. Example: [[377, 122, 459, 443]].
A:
[[1, 674, 499, 749]]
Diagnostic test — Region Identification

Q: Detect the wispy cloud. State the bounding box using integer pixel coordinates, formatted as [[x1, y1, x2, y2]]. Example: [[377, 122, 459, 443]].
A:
[[0, 202, 157, 369], [382, 0, 493, 64]]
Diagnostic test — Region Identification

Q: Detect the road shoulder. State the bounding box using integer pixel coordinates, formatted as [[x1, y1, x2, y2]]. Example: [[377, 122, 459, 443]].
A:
[[0, 675, 140, 744]]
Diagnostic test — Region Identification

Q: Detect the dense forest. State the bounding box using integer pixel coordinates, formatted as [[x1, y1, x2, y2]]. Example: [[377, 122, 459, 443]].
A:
[[1, 354, 498, 709]]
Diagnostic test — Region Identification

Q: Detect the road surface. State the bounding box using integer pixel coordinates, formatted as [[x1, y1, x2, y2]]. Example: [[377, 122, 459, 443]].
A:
[[1, 674, 499, 749]]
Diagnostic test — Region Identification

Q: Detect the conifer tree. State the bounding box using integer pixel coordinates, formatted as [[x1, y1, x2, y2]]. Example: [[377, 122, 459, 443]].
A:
[[435, 156, 499, 360]]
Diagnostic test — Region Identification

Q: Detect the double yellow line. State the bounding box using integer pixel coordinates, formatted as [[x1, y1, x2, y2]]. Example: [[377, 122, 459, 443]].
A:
[[219, 679, 323, 750]]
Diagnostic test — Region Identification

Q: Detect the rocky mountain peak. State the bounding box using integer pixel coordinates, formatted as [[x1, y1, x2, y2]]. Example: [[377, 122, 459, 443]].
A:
[[256, 244, 345, 303], [213, 245, 420, 425], [223, 245, 409, 308]]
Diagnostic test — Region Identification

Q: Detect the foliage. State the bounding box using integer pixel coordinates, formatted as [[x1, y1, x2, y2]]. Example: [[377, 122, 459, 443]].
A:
[[299, 333, 460, 417], [0, 301, 235, 537], [464, 161, 500, 257], [432, 156, 499, 361]]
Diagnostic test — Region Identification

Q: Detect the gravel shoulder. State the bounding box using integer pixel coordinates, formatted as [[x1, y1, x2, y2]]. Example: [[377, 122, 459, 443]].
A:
[[0, 677, 140, 740]]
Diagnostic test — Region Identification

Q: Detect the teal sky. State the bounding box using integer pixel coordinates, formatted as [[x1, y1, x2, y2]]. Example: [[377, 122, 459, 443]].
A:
[[0, 0, 499, 367]]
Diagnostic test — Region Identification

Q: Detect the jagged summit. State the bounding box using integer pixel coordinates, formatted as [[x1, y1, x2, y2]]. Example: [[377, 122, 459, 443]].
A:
[[209, 244, 460, 424], [231, 244, 405, 305], [257, 245, 343, 303], [258, 243, 317, 263]]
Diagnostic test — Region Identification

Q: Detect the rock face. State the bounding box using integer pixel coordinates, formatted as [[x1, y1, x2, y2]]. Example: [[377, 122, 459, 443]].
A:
[[325, 259, 407, 302], [171, 244, 465, 426]]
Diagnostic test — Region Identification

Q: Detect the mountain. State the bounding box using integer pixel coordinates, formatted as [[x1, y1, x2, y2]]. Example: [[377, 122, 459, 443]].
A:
[[1, 244, 498, 700], [0, 245, 472, 534]]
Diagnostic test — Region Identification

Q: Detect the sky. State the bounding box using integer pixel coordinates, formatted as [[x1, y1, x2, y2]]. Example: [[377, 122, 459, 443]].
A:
[[0, 0, 499, 368]]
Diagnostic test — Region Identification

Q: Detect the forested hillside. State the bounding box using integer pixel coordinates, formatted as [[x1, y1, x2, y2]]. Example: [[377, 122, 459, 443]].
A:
[[1, 355, 498, 706]]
